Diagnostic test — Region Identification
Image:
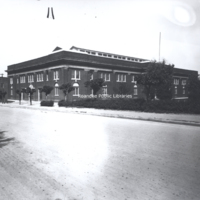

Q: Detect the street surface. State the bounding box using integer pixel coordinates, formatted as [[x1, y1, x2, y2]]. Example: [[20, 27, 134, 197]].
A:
[[0, 107, 200, 200]]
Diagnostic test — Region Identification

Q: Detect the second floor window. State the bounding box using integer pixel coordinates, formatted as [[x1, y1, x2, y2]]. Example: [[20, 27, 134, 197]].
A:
[[54, 70, 59, 80], [100, 73, 110, 81], [72, 70, 81, 80], [182, 79, 186, 85], [174, 78, 179, 85], [131, 75, 137, 84], [10, 77, 13, 84], [28, 75, 34, 83], [20, 76, 26, 83], [37, 73, 43, 82], [117, 74, 126, 82], [90, 73, 93, 80]]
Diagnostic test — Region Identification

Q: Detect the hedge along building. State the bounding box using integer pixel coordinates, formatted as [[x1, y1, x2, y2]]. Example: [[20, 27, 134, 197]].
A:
[[6, 46, 198, 101]]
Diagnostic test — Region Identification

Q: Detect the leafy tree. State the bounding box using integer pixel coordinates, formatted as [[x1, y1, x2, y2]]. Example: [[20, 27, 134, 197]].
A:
[[156, 83, 173, 100], [135, 60, 174, 100], [59, 83, 74, 101], [41, 85, 54, 100], [113, 83, 132, 95], [188, 73, 200, 102], [84, 78, 105, 95]]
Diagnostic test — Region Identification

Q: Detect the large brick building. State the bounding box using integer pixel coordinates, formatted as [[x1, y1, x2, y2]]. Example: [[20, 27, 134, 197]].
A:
[[6, 46, 198, 101]]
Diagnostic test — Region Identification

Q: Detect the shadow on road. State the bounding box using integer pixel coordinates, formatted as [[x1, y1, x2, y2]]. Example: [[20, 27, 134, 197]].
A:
[[0, 131, 15, 148]]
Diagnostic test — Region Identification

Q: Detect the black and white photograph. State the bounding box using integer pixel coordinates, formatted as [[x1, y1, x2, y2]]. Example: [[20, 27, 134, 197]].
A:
[[0, 0, 200, 199]]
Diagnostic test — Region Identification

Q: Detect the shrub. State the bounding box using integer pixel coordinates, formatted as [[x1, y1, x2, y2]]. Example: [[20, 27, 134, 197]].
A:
[[58, 98, 200, 114], [41, 100, 54, 107]]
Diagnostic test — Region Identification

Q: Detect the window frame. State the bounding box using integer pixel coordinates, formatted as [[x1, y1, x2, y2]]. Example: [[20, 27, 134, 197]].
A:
[[10, 77, 13, 84], [174, 78, 179, 85], [133, 85, 138, 95], [73, 87, 80, 96], [71, 70, 81, 80], [174, 86, 178, 95], [54, 70, 59, 80], [116, 73, 126, 82], [102, 85, 108, 95], [20, 76, 25, 83], [55, 87, 59, 96], [182, 79, 186, 85], [100, 72, 110, 82]]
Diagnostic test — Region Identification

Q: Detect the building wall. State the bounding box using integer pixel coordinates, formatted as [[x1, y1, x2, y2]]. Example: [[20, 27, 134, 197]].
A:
[[6, 49, 198, 101], [7, 64, 145, 101]]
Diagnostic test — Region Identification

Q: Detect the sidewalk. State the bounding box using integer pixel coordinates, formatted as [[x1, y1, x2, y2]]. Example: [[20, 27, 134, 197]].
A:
[[1, 100, 200, 127]]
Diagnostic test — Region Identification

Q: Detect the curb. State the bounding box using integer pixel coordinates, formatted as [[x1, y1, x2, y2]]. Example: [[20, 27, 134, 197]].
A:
[[1, 104, 200, 127]]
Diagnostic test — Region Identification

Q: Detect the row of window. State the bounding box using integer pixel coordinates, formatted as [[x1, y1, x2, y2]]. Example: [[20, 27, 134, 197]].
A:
[[10, 85, 187, 97], [174, 79, 187, 85], [11, 72, 137, 84], [10, 72, 187, 85], [10, 84, 138, 97], [174, 86, 186, 95], [10, 71, 59, 84]]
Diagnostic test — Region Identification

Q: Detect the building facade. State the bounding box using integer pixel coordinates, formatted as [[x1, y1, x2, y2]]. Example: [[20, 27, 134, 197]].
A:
[[6, 46, 198, 101]]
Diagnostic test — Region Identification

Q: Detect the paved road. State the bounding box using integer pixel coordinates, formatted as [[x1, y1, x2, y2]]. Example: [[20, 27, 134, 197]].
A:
[[0, 107, 200, 200]]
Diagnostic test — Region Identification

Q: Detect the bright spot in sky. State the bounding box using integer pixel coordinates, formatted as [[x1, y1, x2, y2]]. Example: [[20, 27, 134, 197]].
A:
[[174, 6, 190, 23]]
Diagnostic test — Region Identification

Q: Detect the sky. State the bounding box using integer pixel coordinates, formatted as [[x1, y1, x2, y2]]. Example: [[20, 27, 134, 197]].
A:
[[0, 0, 200, 76]]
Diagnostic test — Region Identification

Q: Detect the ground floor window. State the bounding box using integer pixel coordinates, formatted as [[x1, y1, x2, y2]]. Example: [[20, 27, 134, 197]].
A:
[[133, 85, 138, 95], [183, 86, 185, 95], [73, 82, 79, 96], [10, 89, 13, 96], [55, 87, 58, 96], [91, 89, 94, 95], [55, 83, 59, 96], [102, 85, 107, 95], [74, 87, 79, 96], [175, 86, 177, 95]]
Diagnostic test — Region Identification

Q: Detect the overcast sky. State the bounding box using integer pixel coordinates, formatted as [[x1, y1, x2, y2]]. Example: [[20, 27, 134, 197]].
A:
[[0, 0, 200, 76]]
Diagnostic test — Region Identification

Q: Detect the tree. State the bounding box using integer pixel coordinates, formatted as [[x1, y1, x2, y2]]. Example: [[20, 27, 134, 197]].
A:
[[188, 73, 200, 102], [156, 82, 173, 100], [113, 83, 132, 95], [135, 60, 174, 100], [59, 83, 74, 101], [41, 85, 54, 100], [84, 78, 105, 95]]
